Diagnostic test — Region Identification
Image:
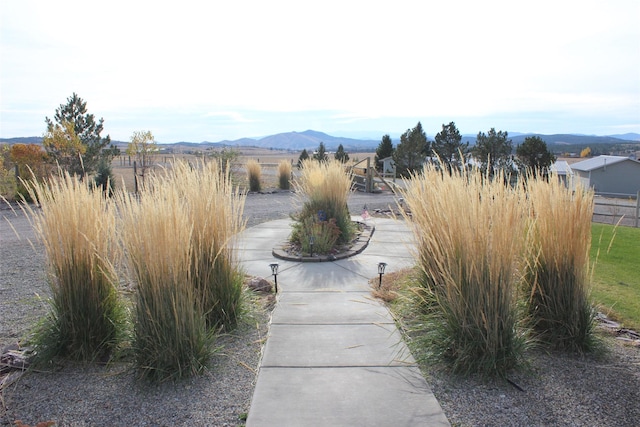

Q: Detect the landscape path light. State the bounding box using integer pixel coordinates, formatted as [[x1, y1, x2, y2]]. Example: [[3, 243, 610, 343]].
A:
[[378, 262, 387, 288], [309, 235, 315, 257], [269, 262, 279, 293]]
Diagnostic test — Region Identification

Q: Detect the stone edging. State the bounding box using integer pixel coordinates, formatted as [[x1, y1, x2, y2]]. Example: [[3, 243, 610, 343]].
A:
[[272, 221, 375, 262]]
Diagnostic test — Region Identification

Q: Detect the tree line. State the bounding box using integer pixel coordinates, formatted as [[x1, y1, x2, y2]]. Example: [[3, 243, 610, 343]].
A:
[[296, 141, 349, 167], [374, 121, 556, 178]]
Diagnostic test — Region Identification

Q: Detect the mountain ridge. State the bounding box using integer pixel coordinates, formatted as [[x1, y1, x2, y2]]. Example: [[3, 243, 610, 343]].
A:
[[1, 131, 639, 152]]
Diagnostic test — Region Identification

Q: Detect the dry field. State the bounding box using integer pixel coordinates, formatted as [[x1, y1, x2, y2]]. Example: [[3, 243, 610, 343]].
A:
[[112, 149, 377, 193]]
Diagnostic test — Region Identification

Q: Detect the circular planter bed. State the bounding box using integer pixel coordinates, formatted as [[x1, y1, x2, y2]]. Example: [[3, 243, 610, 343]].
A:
[[272, 221, 374, 262]]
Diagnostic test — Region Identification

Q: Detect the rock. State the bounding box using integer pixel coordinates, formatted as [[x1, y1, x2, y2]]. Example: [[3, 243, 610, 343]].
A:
[[1, 344, 31, 374], [247, 277, 273, 293], [615, 337, 640, 347]]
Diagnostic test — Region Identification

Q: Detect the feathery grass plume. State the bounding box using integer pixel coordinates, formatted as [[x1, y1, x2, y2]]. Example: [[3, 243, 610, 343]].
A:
[[278, 159, 292, 190], [400, 165, 529, 376], [117, 172, 213, 382], [22, 172, 127, 362], [292, 159, 354, 253], [523, 173, 598, 352], [246, 158, 262, 192], [170, 160, 246, 330]]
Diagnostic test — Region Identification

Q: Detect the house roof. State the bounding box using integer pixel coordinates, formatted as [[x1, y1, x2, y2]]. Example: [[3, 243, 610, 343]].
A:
[[570, 155, 638, 172], [550, 160, 572, 175]]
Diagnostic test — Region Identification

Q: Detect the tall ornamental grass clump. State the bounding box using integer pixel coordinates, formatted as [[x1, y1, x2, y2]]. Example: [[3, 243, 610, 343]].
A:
[[171, 160, 246, 330], [524, 174, 597, 352], [23, 173, 127, 362], [246, 159, 262, 192], [401, 166, 528, 376], [278, 159, 292, 190], [118, 175, 212, 382], [291, 160, 354, 254]]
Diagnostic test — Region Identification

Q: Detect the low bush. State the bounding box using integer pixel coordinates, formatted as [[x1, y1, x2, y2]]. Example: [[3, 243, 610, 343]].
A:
[[291, 160, 354, 253], [290, 216, 341, 255]]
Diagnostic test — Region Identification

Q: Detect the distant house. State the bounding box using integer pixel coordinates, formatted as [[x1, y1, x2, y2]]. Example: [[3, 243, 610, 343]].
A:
[[550, 160, 573, 185], [570, 155, 640, 195], [380, 157, 396, 178]]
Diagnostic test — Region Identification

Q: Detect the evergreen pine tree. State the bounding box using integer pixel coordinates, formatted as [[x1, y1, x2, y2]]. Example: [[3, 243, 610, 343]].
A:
[[432, 122, 469, 173], [393, 122, 430, 177], [334, 144, 349, 163], [297, 149, 310, 168], [45, 93, 117, 176], [313, 142, 328, 163], [374, 135, 394, 171], [94, 157, 115, 196]]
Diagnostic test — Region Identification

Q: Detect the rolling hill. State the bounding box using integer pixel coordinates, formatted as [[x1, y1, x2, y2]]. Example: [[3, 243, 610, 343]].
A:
[[2, 131, 639, 153], [218, 130, 379, 151]]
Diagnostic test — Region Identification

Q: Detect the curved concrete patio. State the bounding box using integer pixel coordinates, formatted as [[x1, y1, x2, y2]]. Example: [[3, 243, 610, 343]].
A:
[[235, 216, 450, 427]]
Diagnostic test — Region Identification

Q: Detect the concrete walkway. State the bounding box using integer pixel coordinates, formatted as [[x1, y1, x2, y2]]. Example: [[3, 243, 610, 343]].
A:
[[236, 217, 450, 427]]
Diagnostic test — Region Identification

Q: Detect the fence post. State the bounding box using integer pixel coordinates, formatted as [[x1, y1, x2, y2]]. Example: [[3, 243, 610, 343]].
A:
[[366, 158, 372, 193], [636, 190, 640, 228], [133, 161, 138, 194]]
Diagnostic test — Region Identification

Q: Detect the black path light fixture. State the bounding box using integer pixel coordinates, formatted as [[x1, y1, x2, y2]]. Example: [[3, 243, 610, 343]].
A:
[[309, 235, 315, 257], [269, 262, 279, 293], [378, 262, 387, 288]]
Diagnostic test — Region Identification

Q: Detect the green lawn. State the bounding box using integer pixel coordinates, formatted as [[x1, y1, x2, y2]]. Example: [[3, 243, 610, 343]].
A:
[[590, 223, 640, 330]]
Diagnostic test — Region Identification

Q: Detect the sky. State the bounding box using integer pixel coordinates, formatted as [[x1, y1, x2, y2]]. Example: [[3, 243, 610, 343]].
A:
[[1, 0, 639, 143]]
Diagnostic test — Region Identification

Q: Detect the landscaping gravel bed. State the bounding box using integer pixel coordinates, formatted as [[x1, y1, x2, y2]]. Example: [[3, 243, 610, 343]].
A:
[[2, 191, 639, 426]]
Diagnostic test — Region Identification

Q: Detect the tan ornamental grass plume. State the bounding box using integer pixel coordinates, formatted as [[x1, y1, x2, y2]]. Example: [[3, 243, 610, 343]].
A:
[[292, 159, 354, 253], [117, 168, 213, 381], [246, 158, 262, 192], [400, 165, 529, 376], [278, 159, 292, 190], [169, 159, 246, 330], [22, 172, 127, 362], [523, 173, 597, 352]]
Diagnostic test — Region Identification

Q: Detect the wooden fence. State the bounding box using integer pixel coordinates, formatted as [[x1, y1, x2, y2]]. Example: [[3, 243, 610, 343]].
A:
[[592, 191, 640, 228]]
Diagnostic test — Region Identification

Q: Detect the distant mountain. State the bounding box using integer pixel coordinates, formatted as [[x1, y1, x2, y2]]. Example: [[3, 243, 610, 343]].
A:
[[510, 134, 627, 146], [607, 133, 640, 141], [214, 137, 257, 147], [509, 134, 640, 149], [329, 130, 399, 140], [0, 136, 43, 145], [193, 131, 635, 152], [210, 130, 380, 151], [0, 136, 130, 148]]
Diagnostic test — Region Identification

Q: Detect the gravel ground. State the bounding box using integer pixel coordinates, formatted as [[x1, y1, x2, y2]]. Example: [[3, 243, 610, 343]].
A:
[[424, 340, 640, 426], [2, 190, 640, 426]]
